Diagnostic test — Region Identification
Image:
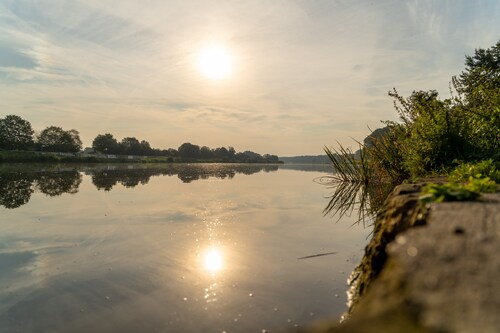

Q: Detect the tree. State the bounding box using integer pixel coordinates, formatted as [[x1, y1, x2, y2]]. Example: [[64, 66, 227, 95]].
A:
[[37, 126, 82, 152], [453, 40, 500, 157], [92, 133, 119, 154], [67, 129, 83, 152], [120, 137, 142, 155], [243, 151, 264, 163], [178, 143, 200, 159], [140, 140, 152, 155], [167, 148, 178, 157], [263, 154, 280, 163], [213, 147, 229, 158], [200, 146, 213, 159], [0, 115, 34, 150], [366, 41, 500, 180], [456, 40, 500, 101]]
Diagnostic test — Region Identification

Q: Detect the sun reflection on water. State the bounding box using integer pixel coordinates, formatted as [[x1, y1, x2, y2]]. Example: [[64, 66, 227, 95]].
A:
[[203, 248, 224, 274]]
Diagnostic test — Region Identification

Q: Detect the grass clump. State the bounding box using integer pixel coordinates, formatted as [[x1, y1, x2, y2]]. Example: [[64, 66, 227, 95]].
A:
[[420, 177, 496, 203]]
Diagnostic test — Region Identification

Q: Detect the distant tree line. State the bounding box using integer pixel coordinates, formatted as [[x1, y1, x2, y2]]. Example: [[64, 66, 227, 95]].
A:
[[0, 115, 82, 153], [92, 134, 280, 163], [0, 115, 281, 163]]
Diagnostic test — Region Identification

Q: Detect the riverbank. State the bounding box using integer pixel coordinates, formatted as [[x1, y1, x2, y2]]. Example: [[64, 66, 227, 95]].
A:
[[302, 181, 500, 333], [0, 150, 284, 164]]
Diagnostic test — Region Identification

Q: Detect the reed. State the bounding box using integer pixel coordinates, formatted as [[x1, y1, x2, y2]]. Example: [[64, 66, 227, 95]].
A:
[[320, 142, 393, 225]]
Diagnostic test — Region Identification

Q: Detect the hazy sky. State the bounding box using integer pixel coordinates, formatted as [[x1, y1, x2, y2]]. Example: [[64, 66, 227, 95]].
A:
[[1, 0, 499, 155]]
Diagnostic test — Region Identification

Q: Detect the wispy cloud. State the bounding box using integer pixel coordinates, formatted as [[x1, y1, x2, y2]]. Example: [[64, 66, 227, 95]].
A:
[[0, 0, 499, 154]]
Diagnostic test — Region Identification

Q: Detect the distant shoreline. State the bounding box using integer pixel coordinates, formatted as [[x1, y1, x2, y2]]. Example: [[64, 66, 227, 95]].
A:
[[0, 150, 285, 164]]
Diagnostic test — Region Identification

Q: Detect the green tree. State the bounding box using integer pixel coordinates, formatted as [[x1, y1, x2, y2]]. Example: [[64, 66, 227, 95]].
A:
[[385, 89, 468, 175], [227, 146, 236, 157], [178, 143, 200, 159], [140, 140, 152, 155], [37, 126, 82, 152], [365, 41, 500, 181], [200, 146, 213, 159], [456, 40, 500, 102], [453, 40, 500, 158], [213, 147, 229, 158], [0, 115, 34, 150], [263, 154, 280, 163], [243, 150, 263, 163], [120, 137, 142, 155], [92, 133, 119, 154]]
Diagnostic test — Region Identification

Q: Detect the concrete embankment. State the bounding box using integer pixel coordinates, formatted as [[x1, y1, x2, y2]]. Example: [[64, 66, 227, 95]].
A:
[[302, 182, 500, 333]]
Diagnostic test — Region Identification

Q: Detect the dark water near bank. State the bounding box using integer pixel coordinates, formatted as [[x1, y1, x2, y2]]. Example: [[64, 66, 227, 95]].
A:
[[0, 163, 369, 332]]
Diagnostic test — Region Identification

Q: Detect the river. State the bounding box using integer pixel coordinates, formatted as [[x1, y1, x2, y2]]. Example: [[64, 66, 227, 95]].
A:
[[0, 163, 370, 332]]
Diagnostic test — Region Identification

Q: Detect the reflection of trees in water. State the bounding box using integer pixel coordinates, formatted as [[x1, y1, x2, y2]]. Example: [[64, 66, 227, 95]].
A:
[[0, 164, 280, 208], [36, 171, 82, 196], [89, 164, 279, 190], [90, 169, 152, 191], [0, 173, 34, 209], [176, 164, 278, 182], [0, 169, 82, 209]]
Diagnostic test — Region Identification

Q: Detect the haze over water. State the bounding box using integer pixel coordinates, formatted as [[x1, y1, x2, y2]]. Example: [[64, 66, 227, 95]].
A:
[[0, 164, 369, 332]]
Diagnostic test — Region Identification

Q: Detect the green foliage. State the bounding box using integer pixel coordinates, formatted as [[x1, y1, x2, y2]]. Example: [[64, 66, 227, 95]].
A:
[[420, 183, 479, 203], [420, 177, 496, 203], [178, 142, 201, 159], [363, 40, 500, 181], [464, 177, 497, 193], [450, 159, 500, 183], [92, 133, 120, 154], [385, 89, 472, 176], [0, 115, 34, 150], [456, 40, 500, 103], [37, 126, 82, 152], [364, 124, 409, 182]]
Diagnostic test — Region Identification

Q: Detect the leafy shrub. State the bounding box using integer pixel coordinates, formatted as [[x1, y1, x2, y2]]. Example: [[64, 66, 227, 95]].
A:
[[450, 159, 500, 183], [420, 177, 496, 203], [364, 41, 500, 181]]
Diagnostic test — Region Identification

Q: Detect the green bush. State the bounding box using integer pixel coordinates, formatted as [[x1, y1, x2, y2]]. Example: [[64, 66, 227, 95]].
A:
[[450, 159, 500, 183], [420, 177, 496, 203], [364, 41, 500, 181]]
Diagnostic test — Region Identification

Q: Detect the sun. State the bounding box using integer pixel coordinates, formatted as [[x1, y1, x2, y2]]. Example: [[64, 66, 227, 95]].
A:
[[197, 45, 232, 80]]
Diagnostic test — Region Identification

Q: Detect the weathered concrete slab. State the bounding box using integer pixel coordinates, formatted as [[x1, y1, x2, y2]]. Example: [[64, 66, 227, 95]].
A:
[[300, 188, 500, 333], [385, 193, 500, 333]]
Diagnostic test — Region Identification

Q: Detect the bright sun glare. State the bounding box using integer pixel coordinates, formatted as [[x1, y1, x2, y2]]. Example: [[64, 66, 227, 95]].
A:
[[203, 248, 224, 273], [197, 46, 232, 80]]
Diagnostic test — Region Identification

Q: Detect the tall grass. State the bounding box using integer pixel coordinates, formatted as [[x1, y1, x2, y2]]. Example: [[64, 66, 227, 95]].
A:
[[364, 125, 410, 183], [320, 142, 393, 225], [323, 142, 371, 184]]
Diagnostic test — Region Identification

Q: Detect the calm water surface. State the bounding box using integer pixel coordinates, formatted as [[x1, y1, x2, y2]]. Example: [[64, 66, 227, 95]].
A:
[[0, 164, 370, 333]]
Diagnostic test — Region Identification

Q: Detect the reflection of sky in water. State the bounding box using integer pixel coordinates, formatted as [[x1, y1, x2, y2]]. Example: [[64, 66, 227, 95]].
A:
[[0, 165, 370, 332]]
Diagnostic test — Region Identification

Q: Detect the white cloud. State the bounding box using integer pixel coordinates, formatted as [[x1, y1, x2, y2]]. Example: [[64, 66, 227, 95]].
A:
[[1, 0, 499, 155]]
